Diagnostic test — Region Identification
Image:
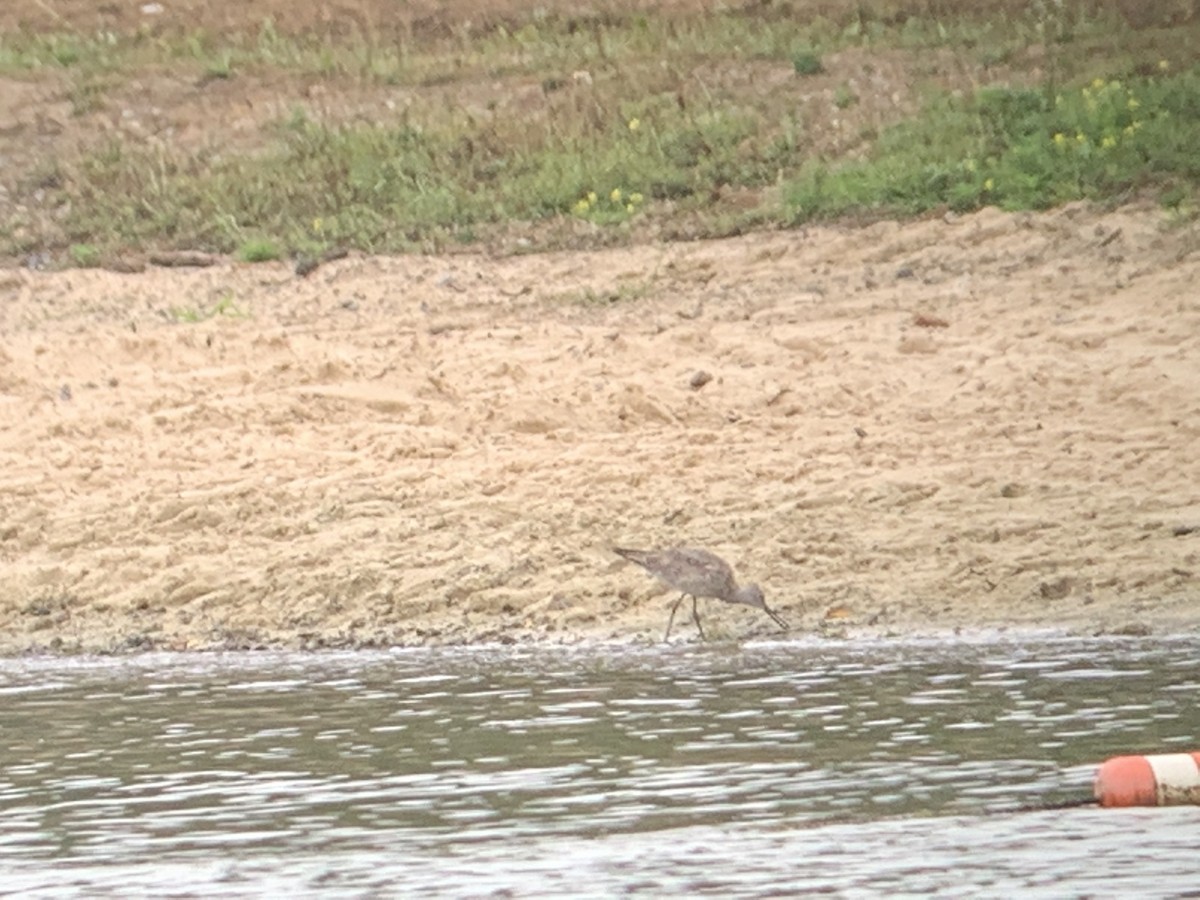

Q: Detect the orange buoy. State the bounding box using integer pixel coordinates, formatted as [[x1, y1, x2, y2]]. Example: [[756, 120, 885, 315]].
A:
[[1093, 751, 1200, 807]]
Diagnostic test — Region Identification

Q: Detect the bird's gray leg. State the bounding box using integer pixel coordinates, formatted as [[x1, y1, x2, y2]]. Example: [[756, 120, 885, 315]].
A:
[[691, 595, 706, 640], [664, 593, 687, 642]]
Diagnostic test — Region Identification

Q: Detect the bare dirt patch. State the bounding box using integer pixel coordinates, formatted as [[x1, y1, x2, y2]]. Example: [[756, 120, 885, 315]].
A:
[[1, 201, 1197, 653]]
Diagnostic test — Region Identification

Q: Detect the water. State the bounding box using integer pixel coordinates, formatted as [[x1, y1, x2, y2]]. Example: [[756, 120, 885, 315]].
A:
[[1, 636, 1197, 897]]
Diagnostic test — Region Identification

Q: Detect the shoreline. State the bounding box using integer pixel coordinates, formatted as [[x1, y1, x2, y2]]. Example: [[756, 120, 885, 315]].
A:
[[0, 622, 1191, 662]]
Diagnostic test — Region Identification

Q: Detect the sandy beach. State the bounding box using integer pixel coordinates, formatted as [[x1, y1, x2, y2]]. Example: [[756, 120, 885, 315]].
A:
[[0, 201, 1196, 653]]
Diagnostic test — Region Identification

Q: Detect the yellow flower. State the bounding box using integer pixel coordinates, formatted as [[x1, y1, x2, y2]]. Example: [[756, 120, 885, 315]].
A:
[[312, 217, 323, 234], [610, 188, 622, 203], [573, 198, 591, 215], [1075, 132, 1087, 144], [1091, 77, 1105, 90], [1127, 97, 1140, 110], [627, 117, 640, 131], [964, 158, 977, 173], [1053, 132, 1067, 147], [1123, 125, 1135, 136], [1101, 134, 1117, 149], [626, 203, 635, 214], [983, 178, 994, 191], [630, 192, 644, 205], [1158, 59, 1170, 71], [587, 191, 598, 205]]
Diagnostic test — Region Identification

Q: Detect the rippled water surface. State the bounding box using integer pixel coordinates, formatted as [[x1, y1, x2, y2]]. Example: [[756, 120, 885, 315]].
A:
[[1, 636, 1198, 897]]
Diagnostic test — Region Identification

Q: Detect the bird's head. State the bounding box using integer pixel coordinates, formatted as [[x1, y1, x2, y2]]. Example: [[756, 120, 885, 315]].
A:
[[734, 583, 789, 631], [733, 584, 766, 609]]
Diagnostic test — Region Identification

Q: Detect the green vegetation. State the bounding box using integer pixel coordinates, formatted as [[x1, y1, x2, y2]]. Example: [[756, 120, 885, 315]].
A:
[[792, 48, 825, 76], [1, 1, 1199, 265], [168, 294, 247, 323], [237, 238, 283, 263], [785, 65, 1200, 220], [834, 83, 859, 109], [67, 243, 101, 267], [56, 95, 779, 255], [573, 184, 647, 226], [551, 279, 654, 307]]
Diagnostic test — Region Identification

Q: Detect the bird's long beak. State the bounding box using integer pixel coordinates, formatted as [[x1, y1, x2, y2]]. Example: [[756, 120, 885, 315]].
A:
[[764, 604, 789, 631]]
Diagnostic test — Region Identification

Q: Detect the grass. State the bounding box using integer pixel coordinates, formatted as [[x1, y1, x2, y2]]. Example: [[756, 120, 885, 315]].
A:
[[68, 243, 101, 267], [237, 238, 283, 262], [834, 83, 859, 109], [168, 294, 247, 322], [792, 48, 824, 76], [2, 1, 1200, 264], [551, 279, 654, 307], [784, 64, 1200, 221], [55, 91, 781, 256]]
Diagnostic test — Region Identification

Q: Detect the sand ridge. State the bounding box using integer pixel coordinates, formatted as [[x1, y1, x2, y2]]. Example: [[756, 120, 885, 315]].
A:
[[0, 201, 1197, 653]]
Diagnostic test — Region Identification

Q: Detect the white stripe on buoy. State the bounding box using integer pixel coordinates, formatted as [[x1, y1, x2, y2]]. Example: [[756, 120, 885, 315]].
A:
[[1093, 752, 1200, 807]]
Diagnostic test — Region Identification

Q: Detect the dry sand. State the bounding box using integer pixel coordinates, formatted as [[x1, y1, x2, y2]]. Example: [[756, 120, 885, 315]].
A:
[[1, 202, 1197, 654]]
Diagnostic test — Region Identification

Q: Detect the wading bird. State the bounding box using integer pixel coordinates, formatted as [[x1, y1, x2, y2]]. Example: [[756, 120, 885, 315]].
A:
[[614, 546, 788, 641]]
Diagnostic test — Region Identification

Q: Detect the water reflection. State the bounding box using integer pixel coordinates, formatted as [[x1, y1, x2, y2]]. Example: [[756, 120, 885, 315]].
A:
[[0, 637, 1197, 895]]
